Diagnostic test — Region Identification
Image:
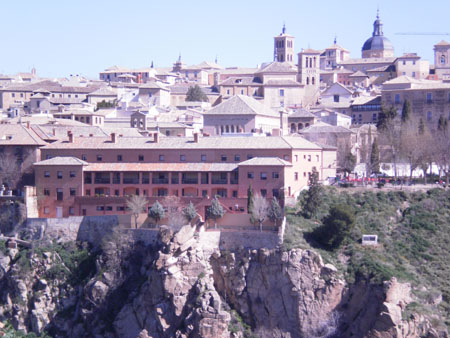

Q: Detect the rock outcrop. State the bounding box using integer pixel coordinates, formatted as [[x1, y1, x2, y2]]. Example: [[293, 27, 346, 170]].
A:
[[0, 225, 447, 338]]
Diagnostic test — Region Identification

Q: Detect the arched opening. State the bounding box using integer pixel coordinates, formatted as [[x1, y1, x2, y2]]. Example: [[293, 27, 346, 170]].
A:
[[305, 123, 310, 127], [290, 123, 297, 133], [305, 57, 309, 68], [306, 77, 309, 85], [298, 123, 304, 130], [312, 77, 315, 85]]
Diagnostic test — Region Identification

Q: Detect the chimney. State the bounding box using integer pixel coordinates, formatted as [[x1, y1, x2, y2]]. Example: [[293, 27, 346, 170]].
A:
[[111, 132, 116, 143], [68, 131, 74, 143], [89, 133, 93, 137], [272, 128, 281, 136], [52, 128, 56, 136], [279, 110, 288, 136], [153, 132, 159, 143], [26, 121, 30, 129], [193, 132, 199, 143]]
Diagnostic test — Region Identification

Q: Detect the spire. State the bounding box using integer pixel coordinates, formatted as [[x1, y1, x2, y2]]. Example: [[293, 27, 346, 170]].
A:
[[151, 61, 154, 68], [334, 36, 337, 45], [373, 9, 383, 36], [282, 22, 286, 34], [178, 52, 181, 62], [215, 55, 218, 64]]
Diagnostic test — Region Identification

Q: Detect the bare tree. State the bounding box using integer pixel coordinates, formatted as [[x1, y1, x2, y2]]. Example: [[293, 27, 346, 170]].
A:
[[126, 195, 148, 229], [435, 115, 450, 184], [0, 153, 21, 191], [337, 141, 356, 177], [400, 118, 424, 180], [378, 106, 402, 178], [251, 194, 269, 231]]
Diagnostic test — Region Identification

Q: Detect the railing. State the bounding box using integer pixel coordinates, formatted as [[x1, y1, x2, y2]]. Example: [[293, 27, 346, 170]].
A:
[[94, 178, 110, 184], [84, 178, 92, 184], [230, 179, 238, 184], [152, 178, 168, 184], [113, 178, 121, 184], [182, 178, 198, 184], [212, 179, 227, 184], [123, 178, 139, 184]]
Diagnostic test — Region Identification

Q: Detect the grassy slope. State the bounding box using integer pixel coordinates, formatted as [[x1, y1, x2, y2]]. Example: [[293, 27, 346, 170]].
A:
[[283, 187, 450, 329]]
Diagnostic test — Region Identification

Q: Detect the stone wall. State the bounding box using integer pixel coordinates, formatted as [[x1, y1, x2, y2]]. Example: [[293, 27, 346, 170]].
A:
[[198, 230, 280, 251]]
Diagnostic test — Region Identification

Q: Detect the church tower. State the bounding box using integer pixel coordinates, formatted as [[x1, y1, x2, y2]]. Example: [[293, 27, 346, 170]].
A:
[[274, 24, 295, 63], [361, 10, 394, 58]]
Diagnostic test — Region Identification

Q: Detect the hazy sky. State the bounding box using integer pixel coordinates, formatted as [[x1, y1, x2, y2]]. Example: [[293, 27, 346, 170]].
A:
[[1, 0, 449, 78]]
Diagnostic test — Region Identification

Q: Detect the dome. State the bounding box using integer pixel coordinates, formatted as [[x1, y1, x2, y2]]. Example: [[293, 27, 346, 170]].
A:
[[362, 35, 394, 52]]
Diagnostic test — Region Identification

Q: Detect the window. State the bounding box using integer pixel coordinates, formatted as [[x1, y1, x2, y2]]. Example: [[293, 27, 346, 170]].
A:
[[97, 154, 102, 161], [96, 206, 104, 211], [46, 154, 52, 160], [412, 72, 416, 78], [117, 155, 123, 161], [260, 172, 267, 180], [240, 89, 244, 95], [333, 95, 339, 103], [373, 113, 377, 121], [427, 111, 432, 121], [180, 155, 186, 161], [402, 60, 406, 65], [44, 171, 50, 178], [441, 55, 446, 65], [117, 206, 125, 211], [308, 155, 311, 162], [234, 154, 240, 162], [394, 94, 400, 104], [56, 188, 63, 201], [303, 172, 307, 177], [106, 206, 113, 211], [70, 188, 76, 196], [232, 190, 238, 198], [226, 89, 230, 95], [44, 189, 50, 196], [221, 155, 227, 162], [82, 154, 87, 161], [69, 207, 74, 215], [316, 155, 320, 162], [261, 189, 267, 197], [247, 154, 253, 160], [201, 154, 206, 162], [138, 155, 144, 161], [202, 190, 208, 197], [284, 155, 289, 161], [11, 93, 15, 98], [159, 155, 164, 161], [86, 189, 91, 196], [294, 172, 298, 180], [272, 189, 279, 198], [57, 171, 62, 179], [426, 93, 432, 103], [247, 172, 254, 179], [279, 89, 285, 97], [272, 172, 279, 179], [70, 171, 76, 178], [44, 207, 50, 214], [295, 155, 298, 162]]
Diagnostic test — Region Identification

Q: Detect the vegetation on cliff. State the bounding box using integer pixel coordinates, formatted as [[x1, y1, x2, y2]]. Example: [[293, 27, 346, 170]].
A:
[[285, 186, 450, 330]]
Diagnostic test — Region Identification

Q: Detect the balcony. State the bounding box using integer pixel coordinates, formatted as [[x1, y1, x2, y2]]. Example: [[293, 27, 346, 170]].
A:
[[182, 173, 198, 184], [123, 178, 139, 184], [212, 178, 227, 184], [171, 173, 179, 184], [84, 178, 92, 184], [94, 178, 110, 184], [152, 177, 168, 184]]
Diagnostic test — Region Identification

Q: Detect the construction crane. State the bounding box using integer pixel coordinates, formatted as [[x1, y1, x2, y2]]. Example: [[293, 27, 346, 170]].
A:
[[395, 32, 450, 36]]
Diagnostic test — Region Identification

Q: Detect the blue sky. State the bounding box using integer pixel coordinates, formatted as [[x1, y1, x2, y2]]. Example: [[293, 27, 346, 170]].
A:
[[1, 0, 449, 78]]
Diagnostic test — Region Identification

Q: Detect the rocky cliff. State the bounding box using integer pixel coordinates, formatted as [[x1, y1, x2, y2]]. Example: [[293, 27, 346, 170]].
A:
[[0, 225, 446, 337]]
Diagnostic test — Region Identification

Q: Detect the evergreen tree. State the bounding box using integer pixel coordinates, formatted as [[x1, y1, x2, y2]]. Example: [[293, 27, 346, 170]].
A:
[[268, 197, 283, 226], [370, 138, 380, 174], [377, 105, 397, 130], [148, 201, 165, 225], [315, 204, 355, 249], [247, 184, 254, 214], [186, 85, 208, 102], [438, 114, 448, 132], [418, 118, 425, 135], [182, 201, 197, 225], [401, 99, 411, 123], [302, 167, 323, 219], [207, 196, 225, 228]]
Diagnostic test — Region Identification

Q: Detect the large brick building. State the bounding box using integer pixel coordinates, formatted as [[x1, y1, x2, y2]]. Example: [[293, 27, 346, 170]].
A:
[[34, 133, 336, 219]]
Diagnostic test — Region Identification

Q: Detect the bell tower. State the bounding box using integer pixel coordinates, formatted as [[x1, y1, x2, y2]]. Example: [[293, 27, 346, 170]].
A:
[[274, 24, 295, 63]]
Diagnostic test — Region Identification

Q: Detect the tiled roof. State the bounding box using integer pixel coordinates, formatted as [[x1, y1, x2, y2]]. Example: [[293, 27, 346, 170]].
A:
[[435, 40, 450, 46], [238, 157, 291, 166], [339, 57, 396, 65], [349, 71, 369, 78], [85, 162, 238, 172], [257, 62, 297, 74], [265, 79, 301, 86], [42, 134, 322, 150], [0, 124, 47, 146], [204, 95, 279, 117], [1, 80, 99, 94], [219, 76, 262, 86], [299, 122, 353, 134], [139, 82, 169, 91], [34, 156, 88, 166], [289, 109, 316, 118], [168, 84, 218, 95], [300, 48, 321, 54], [220, 68, 258, 75], [88, 87, 117, 96]]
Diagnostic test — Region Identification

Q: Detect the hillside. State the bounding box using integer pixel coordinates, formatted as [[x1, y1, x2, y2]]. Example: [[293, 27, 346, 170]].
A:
[[285, 186, 450, 331]]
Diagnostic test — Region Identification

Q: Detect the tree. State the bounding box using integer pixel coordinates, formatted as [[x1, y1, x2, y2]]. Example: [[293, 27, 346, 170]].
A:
[[247, 184, 254, 214], [401, 99, 411, 123], [302, 167, 323, 219], [182, 202, 197, 225], [377, 106, 401, 178], [0, 154, 22, 191], [435, 115, 450, 184], [268, 197, 283, 227], [251, 194, 269, 231], [207, 196, 225, 228], [338, 142, 356, 177], [185, 85, 208, 102], [315, 204, 355, 249], [148, 201, 165, 226], [370, 138, 380, 174], [126, 195, 148, 229]]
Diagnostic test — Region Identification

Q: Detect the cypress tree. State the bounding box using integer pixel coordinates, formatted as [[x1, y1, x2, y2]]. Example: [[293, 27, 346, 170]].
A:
[[247, 184, 254, 214], [438, 114, 448, 131], [418, 118, 425, 135], [302, 167, 323, 219], [401, 99, 411, 123], [370, 138, 380, 174]]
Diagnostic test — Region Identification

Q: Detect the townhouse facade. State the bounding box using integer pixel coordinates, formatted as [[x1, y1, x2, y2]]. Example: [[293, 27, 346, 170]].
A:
[[34, 133, 336, 219]]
